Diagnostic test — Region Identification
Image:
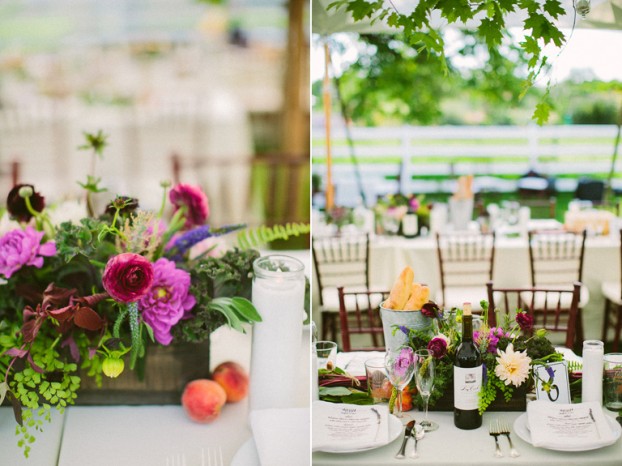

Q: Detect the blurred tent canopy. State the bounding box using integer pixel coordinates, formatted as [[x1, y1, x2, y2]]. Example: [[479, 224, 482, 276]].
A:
[[313, 0, 622, 209]]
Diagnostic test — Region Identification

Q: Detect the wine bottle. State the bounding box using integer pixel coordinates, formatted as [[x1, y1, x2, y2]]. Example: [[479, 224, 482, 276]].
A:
[[454, 302, 483, 430]]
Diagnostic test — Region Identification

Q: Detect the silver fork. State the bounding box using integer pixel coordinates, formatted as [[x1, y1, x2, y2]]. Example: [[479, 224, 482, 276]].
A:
[[488, 420, 504, 458], [203, 446, 224, 466], [498, 419, 520, 457]]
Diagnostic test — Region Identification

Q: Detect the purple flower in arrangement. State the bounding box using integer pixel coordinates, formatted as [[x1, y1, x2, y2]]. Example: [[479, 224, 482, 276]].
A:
[[138, 258, 196, 345], [0, 227, 56, 279], [409, 197, 420, 212], [102, 253, 154, 304], [427, 336, 448, 359], [474, 327, 511, 354], [545, 366, 555, 381], [166, 224, 244, 262], [393, 347, 414, 377], [169, 184, 209, 229], [516, 311, 534, 332], [421, 301, 440, 319], [399, 325, 410, 336]]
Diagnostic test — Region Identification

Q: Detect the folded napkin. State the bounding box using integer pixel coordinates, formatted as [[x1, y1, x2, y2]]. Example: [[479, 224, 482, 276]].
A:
[[335, 351, 385, 376], [312, 401, 390, 452], [527, 400, 615, 449], [250, 407, 310, 466]]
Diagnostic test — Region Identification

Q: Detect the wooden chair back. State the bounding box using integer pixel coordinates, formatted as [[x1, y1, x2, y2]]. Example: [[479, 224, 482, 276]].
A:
[[337, 287, 388, 352], [312, 233, 370, 307], [527, 230, 586, 286], [486, 281, 582, 349], [436, 232, 496, 306]]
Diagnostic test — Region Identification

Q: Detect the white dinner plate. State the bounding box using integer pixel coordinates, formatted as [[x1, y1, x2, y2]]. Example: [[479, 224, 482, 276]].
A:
[[231, 437, 260, 466], [513, 412, 622, 452], [316, 414, 403, 454]]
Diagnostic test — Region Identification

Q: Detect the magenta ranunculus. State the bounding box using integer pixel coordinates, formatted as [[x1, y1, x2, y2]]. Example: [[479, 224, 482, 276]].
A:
[[516, 311, 534, 332], [169, 183, 209, 229], [102, 253, 154, 303], [138, 258, 196, 345], [427, 337, 448, 359], [0, 227, 56, 279]]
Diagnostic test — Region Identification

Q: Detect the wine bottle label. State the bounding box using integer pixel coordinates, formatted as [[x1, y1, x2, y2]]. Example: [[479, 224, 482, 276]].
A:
[[454, 365, 482, 410]]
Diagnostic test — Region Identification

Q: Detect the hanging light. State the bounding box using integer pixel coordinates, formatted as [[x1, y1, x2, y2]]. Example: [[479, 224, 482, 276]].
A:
[[575, 0, 591, 18]]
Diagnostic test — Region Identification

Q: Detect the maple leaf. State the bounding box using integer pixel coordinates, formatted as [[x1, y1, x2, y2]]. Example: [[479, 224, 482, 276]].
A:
[[543, 0, 565, 18], [479, 18, 504, 47], [533, 101, 551, 126]]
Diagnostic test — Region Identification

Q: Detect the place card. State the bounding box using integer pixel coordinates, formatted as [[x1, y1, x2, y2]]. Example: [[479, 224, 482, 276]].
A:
[[312, 401, 389, 451], [533, 361, 571, 404], [527, 401, 615, 449]]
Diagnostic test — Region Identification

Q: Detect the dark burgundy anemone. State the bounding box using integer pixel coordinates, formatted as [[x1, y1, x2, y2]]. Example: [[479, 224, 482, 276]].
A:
[[7, 184, 45, 222], [421, 301, 441, 319]]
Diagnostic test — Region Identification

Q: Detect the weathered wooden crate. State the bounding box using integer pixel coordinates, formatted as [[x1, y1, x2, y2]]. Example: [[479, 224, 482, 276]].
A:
[[422, 386, 526, 412], [76, 341, 211, 405]]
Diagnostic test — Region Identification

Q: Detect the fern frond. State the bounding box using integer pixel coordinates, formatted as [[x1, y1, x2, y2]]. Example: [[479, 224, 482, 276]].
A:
[[237, 223, 310, 249]]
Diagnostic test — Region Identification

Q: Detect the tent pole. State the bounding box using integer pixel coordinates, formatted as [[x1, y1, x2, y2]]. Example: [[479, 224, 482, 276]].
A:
[[606, 100, 622, 202], [323, 40, 335, 210]]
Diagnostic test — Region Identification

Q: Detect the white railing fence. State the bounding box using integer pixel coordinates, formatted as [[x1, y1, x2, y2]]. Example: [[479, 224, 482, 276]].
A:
[[312, 123, 622, 206]]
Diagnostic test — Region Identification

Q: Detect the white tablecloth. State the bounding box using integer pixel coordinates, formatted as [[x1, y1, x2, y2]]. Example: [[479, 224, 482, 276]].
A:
[[312, 409, 622, 465]]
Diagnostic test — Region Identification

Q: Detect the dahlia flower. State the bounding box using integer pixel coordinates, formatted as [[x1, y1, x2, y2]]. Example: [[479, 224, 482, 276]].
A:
[[495, 343, 531, 387], [0, 227, 56, 279]]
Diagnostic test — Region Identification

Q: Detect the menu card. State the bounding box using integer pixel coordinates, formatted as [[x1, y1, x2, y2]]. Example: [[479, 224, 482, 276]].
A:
[[312, 401, 390, 452], [527, 400, 615, 449]]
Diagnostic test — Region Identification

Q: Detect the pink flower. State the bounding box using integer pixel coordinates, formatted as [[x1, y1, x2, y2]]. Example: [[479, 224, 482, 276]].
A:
[[427, 336, 448, 359], [102, 253, 154, 303], [516, 311, 534, 332], [169, 184, 209, 229], [138, 258, 196, 345], [0, 227, 56, 278]]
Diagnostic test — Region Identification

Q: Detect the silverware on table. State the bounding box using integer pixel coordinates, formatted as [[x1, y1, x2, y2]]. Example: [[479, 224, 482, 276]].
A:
[[488, 420, 504, 458], [395, 420, 415, 459], [409, 423, 425, 459], [498, 419, 520, 457], [203, 447, 224, 466]]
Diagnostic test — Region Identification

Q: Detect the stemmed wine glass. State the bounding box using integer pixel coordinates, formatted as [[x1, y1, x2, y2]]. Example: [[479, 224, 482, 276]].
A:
[[414, 349, 439, 432], [384, 347, 415, 419]]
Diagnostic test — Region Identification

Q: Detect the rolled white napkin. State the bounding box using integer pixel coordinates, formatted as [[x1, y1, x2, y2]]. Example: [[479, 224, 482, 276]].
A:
[[312, 401, 389, 452], [527, 401, 615, 449], [249, 407, 310, 466]]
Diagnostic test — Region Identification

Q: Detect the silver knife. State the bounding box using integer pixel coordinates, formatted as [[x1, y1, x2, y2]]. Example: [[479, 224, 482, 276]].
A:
[[395, 420, 415, 459]]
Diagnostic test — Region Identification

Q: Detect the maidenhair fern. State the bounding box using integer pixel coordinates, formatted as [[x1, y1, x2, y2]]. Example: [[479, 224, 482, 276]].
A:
[[237, 223, 310, 249]]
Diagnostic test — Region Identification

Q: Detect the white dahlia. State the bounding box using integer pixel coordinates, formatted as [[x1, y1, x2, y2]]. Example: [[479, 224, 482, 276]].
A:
[[494, 343, 531, 387]]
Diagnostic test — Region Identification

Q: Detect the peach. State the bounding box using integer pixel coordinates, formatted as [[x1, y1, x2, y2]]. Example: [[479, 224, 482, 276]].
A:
[[212, 361, 249, 403], [181, 379, 227, 423]]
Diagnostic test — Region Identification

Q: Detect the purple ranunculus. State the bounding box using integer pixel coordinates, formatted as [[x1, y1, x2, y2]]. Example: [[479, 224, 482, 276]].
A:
[[102, 253, 154, 304], [427, 337, 448, 359], [421, 301, 440, 319], [169, 184, 209, 229], [138, 258, 196, 345], [0, 226, 56, 279], [393, 347, 414, 377], [516, 311, 534, 332]]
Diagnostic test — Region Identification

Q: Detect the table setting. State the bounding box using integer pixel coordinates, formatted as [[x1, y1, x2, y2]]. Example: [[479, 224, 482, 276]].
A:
[[312, 267, 622, 465]]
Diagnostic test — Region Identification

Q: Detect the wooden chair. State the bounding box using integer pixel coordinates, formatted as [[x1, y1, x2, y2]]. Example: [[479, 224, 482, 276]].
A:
[[337, 287, 388, 352], [312, 233, 370, 342], [601, 229, 622, 350], [436, 232, 496, 312], [486, 281, 582, 349], [527, 229, 588, 344]]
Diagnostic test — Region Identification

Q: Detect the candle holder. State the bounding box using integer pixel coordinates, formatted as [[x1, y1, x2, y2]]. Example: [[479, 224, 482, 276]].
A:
[[249, 255, 306, 411]]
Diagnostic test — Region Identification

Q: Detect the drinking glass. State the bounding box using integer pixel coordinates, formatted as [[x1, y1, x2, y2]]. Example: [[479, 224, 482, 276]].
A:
[[414, 349, 439, 432], [604, 353, 622, 411], [314, 341, 337, 370], [385, 347, 415, 418], [365, 358, 391, 403]]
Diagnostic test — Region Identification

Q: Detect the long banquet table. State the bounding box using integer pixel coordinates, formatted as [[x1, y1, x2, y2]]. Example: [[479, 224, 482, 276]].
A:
[[313, 233, 620, 341], [312, 351, 622, 465]]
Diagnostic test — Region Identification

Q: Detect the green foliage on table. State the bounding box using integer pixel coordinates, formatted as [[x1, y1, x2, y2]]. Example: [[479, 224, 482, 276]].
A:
[[319, 386, 375, 405], [328, 0, 571, 124]]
